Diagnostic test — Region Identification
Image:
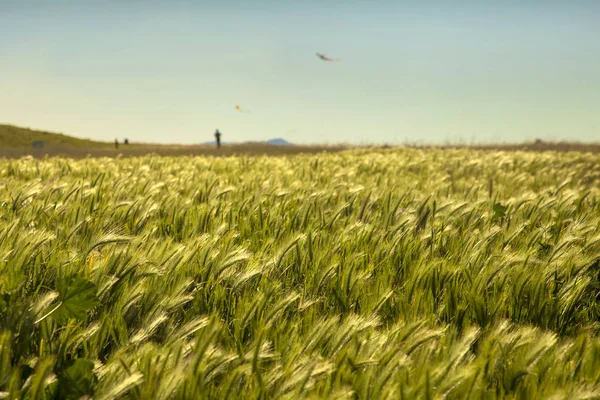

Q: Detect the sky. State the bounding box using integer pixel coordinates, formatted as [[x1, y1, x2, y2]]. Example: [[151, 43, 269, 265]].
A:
[[1, 0, 599, 145]]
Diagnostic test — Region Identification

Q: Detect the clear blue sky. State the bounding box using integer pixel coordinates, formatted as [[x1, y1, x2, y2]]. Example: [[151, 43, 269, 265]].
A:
[[1, 1, 599, 144]]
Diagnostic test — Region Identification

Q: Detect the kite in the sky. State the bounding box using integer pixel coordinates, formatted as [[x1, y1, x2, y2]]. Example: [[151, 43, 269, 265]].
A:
[[316, 52, 341, 62], [235, 105, 250, 113]]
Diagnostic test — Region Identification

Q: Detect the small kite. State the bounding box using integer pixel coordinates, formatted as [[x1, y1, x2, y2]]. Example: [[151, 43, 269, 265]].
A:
[[316, 52, 341, 62], [235, 105, 250, 113]]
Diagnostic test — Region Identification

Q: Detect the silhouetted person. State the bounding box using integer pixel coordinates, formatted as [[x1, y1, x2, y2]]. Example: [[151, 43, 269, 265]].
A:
[[115, 138, 119, 149], [124, 138, 129, 145], [215, 129, 222, 149]]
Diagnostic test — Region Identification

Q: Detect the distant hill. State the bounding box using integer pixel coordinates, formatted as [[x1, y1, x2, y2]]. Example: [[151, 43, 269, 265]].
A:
[[0, 124, 108, 148], [0, 125, 296, 151], [202, 138, 293, 146], [266, 138, 293, 145]]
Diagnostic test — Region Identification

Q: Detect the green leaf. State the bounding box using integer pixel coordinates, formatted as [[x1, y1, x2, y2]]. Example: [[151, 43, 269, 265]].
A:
[[53, 279, 100, 323], [492, 203, 507, 221], [57, 358, 96, 400]]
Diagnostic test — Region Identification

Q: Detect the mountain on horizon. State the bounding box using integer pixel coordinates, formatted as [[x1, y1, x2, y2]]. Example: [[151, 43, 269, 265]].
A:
[[1, 124, 295, 148], [266, 138, 293, 145], [202, 138, 294, 146]]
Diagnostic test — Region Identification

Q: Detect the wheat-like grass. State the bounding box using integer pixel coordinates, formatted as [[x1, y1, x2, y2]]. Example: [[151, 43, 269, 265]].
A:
[[1, 148, 600, 398]]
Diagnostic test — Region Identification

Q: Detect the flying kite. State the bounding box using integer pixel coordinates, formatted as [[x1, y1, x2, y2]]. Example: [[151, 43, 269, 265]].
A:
[[235, 105, 250, 113], [316, 52, 341, 62]]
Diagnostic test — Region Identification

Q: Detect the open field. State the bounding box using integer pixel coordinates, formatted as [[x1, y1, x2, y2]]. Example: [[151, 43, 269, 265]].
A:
[[0, 124, 349, 158], [4, 123, 600, 158], [2, 148, 600, 399], [6, 142, 600, 159], [0, 143, 352, 159]]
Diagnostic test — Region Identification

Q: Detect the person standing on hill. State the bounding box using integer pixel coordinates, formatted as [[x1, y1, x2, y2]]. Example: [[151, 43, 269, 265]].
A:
[[114, 138, 119, 149], [214, 129, 222, 149]]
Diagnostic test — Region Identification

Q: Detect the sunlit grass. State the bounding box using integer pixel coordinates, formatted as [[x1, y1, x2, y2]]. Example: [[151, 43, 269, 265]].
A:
[[1, 148, 600, 399]]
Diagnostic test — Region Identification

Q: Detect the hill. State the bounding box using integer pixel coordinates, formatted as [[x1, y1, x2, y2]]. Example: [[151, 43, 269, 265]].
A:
[[202, 138, 293, 146], [0, 124, 108, 148], [266, 138, 293, 145], [0, 124, 345, 158], [4, 123, 600, 159]]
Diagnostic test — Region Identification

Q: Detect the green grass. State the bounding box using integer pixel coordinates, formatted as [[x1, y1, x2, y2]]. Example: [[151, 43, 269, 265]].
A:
[[1, 148, 600, 399], [0, 124, 109, 148]]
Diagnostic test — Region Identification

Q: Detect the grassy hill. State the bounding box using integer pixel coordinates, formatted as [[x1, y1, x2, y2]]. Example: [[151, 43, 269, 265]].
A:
[[3, 123, 600, 159], [0, 124, 347, 158], [0, 124, 109, 148]]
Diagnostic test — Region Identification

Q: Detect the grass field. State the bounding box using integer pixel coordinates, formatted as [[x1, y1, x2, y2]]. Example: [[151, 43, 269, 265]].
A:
[[2, 148, 600, 399]]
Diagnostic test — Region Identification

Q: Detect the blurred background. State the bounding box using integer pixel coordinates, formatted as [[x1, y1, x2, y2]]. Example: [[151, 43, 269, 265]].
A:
[[1, 0, 599, 145]]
